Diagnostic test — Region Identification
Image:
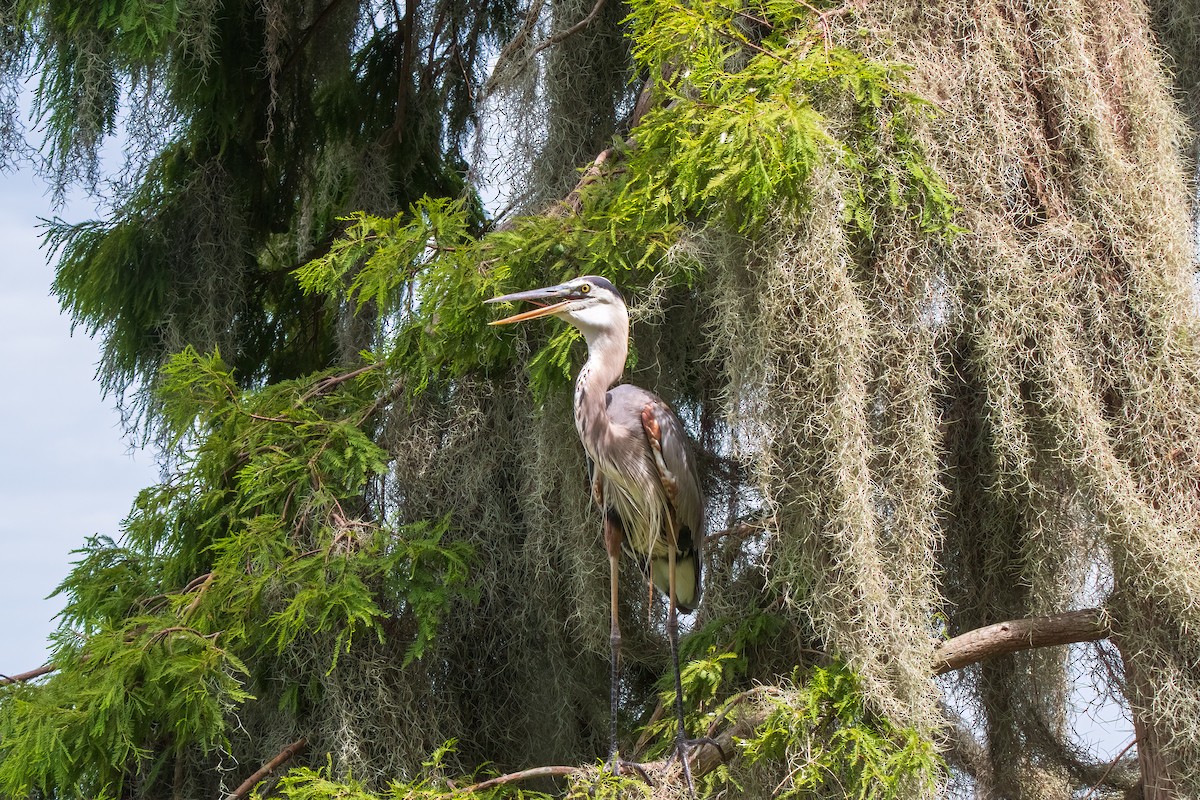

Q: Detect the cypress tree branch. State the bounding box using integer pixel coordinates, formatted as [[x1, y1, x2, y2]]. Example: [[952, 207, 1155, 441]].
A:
[[224, 737, 308, 800], [933, 608, 1110, 675], [482, 0, 606, 98], [0, 664, 57, 685]]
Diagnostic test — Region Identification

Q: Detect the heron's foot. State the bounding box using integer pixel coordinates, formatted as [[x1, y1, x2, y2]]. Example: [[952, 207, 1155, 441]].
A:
[[604, 752, 653, 785], [670, 735, 727, 795]]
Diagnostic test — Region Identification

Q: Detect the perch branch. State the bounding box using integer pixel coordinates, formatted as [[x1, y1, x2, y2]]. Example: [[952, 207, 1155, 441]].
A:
[[224, 737, 308, 800], [443, 765, 580, 796], [933, 608, 1110, 675]]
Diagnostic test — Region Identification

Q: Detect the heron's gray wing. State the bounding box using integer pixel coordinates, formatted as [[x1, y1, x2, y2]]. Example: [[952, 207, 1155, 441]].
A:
[[602, 384, 704, 609], [637, 398, 704, 555], [638, 393, 704, 610]]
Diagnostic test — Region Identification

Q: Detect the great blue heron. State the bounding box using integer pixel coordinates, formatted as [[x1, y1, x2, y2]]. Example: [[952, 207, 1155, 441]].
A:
[[487, 275, 708, 787]]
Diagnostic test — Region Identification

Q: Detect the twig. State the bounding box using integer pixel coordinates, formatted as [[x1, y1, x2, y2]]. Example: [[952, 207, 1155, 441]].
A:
[[668, 3, 782, 61], [483, 0, 606, 97], [224, 737, 309, 800], [0, 663, 57, 685], [797, 0, 860, 55], [482, 0, 547, 96], [705, 685, 785, 738], [441, 765, 580, 796], [246, 411, 303, 425], [183, 573, 215, 618], [298, 362, 382, 403], [1079, 737, 1139, 800], [553, 148, 615, 217], [528, 0, 607, 60], [355, 379, 407, 426], [181, 572, 214, 594], [704, 518, 774, 546], [147, 626, 210, 646]]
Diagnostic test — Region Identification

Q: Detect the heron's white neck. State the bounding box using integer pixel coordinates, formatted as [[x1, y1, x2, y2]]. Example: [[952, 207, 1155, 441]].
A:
[[573, 326, 627, 442]]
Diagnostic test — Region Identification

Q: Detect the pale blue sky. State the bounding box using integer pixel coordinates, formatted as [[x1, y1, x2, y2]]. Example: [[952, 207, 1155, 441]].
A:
[[0, 162, 157, 676]]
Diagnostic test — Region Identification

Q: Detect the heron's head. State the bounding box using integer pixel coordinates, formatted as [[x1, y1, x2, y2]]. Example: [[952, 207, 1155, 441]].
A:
[[486, 275, 627, 339]]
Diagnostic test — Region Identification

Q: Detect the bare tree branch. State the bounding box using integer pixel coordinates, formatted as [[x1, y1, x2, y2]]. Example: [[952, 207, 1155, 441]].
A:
[[483, 0, 607, 97], [224, 737, 308, 800], [0, 664, 57, 685], [442, 765, 580, 796], [933, 608, 1110, 675], [529, 0, 608, 59], [1079, 737, 1139, 800]]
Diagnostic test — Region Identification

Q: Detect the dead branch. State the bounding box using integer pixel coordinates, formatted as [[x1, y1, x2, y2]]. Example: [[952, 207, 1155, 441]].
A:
[[933, 608, 1110, 675], [224, 737, 308, 800], [443, 765, 580, 796], [0, 663, 57, 685]]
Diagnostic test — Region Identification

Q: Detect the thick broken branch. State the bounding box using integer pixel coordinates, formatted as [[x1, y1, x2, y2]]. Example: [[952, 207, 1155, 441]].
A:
[[933, 608, 1110, 675]]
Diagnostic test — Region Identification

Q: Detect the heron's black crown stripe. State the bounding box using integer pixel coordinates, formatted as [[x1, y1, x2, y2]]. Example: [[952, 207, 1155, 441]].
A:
[[578, 275, 623, 303]]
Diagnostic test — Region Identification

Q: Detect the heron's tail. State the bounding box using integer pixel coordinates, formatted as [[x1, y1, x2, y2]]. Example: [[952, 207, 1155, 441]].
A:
[[650, 550, 701, 613]]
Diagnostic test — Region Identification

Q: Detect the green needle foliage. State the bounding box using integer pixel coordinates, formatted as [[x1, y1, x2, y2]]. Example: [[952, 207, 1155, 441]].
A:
[[0, 350, 474, 798], [737, 666, 940, 800]]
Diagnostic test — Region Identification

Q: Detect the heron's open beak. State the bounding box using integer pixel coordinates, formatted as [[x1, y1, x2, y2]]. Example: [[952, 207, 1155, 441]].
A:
[[485, 284, 574, 326]]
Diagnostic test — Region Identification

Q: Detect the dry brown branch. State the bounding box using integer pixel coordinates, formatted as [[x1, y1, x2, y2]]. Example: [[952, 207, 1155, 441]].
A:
[[0, 664, 57, 685], [182, 572, 215, 618], [933, 608, 1110, 675], [442, 765, 580, 796], [224, 737, 308, 800], [552, 147, 615, 217]]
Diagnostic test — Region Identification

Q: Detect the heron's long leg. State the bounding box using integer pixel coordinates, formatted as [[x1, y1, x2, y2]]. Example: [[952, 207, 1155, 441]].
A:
[[667, 546, 697, 793], [602, 512, 624, 767], [608, 548, 622, 762]]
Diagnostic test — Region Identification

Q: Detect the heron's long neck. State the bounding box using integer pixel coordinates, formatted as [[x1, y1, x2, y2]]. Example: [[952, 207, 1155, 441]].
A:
[[574, 328, 627, 443]]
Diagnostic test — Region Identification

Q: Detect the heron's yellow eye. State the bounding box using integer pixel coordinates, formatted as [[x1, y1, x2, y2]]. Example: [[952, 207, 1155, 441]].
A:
[[579, 283, 591, 294]]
